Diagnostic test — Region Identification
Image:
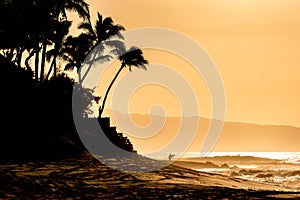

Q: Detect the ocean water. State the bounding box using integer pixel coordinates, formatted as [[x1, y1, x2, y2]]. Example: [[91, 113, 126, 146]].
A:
[[145, 152, 300, 190], [183, 152, 300, 163], [181, 152, 300, 191], [147, 152, 300, 162]]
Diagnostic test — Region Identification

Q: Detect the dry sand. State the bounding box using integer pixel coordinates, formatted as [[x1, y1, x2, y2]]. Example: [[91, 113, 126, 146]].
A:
[[0, 153, 299, 199]]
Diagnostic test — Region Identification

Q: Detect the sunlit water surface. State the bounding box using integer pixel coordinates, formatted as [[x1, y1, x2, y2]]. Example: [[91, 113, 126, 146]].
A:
[[148, 152, 300, 191]]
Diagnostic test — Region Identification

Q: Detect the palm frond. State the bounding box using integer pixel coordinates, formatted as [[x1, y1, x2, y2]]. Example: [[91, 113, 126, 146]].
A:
[[119, 46, 148, 71], [95, 12, 125, 42], [64, 62, 77, 71], [105, 40, 126, 56], [65, 0, 90, 20], [78, 21, 94, 36], [87, 54, 113, 65], [61, 54, 73, 63], [46, 48, 56, 62], [106, 25, 125, 40]]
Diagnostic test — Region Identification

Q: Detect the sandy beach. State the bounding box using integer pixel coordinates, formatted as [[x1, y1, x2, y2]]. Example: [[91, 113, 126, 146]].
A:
[[1, 153, 300, 199], [2, 0, 300, 199]]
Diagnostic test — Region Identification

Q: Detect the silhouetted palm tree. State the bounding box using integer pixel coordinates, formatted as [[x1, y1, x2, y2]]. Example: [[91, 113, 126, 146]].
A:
[[98, 46, 148, 117], [2, 0, 90, 82], [60, 33, 93, 83], [46, 20, 72, 80], [39, 0, 90, 82], [0, 1, 33, 65], [0, 0, 89, 78], [77, 12, 126, 83], [61, 12, 125, 86], [78, 12, 124, 44], [52, 0, 90, 21]]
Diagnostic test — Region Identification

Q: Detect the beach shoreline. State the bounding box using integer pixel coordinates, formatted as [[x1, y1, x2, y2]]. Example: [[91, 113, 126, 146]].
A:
[[1, 154, 300, 199]]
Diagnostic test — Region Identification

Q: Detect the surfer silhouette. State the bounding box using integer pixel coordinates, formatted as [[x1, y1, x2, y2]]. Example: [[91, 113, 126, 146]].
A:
[[168, 153, 175, 161]]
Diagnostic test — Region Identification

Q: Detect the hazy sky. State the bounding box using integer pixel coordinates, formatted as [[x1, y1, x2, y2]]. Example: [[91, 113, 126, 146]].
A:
[[72, 0, 300, 127]]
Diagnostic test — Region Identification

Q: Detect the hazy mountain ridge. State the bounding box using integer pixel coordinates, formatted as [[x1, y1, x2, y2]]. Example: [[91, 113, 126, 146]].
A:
[[109, 110, 300, 129], [105, 110, 300, 152]]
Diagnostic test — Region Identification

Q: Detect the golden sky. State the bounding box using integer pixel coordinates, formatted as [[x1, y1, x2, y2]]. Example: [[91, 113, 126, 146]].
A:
[[73, 0, 300, 127]]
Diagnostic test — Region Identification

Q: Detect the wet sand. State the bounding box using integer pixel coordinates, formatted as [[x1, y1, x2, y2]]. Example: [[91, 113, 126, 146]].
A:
[[0, 153, 300, 199]]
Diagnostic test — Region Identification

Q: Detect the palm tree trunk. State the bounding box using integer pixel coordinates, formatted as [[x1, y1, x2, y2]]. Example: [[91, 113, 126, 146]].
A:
[[25, 49, 35, 71], [45, 56, 56, 80], [15, 47, 23, 66], [7, 47, 14, 61], [40, 42, 47, 82], [35, 46, 40, 81], [53, 57, 57, 78], [99, 63, 125, 118], [78, 66, 83, 86], [81, 51, 97, 83]]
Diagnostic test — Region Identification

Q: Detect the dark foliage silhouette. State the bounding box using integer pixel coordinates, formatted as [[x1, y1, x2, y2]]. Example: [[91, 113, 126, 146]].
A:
[[63, 12, 125, 85], [0, 53, 136, 161], [0, 0, 146, 161], [0, 54, 84, 161], [46, 20, 72, 80], [0, 0, 90, 81]]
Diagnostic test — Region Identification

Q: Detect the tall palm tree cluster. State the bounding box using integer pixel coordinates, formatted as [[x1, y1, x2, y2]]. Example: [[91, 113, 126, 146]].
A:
[[0, 0, 148, 159], [0, 0, 148, 117], [0, 0, 90, 81]]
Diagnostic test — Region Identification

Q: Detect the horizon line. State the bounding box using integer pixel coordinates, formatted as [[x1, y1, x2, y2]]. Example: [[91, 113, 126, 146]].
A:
[[104, 109, 300, 129]]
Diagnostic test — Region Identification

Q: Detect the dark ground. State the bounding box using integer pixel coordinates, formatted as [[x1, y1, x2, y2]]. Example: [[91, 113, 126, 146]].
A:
[[1, 154, 300, 200]]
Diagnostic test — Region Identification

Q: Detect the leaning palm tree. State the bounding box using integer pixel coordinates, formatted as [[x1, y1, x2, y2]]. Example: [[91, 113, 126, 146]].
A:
[[61, 33, 113, 85], [78, 12, 124, 44], [60, 33, 94, 83], [78, 12, 126, 82], [98, 46, 148, 118]]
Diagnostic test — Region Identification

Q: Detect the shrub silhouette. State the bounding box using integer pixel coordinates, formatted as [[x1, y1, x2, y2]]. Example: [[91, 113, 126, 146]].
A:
[[0, 0, 142, 162], [0, 55, 136, 162]]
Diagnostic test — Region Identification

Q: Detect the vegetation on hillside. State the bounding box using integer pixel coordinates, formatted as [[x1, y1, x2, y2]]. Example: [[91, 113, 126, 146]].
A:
[[0, 0, 148, 161]]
